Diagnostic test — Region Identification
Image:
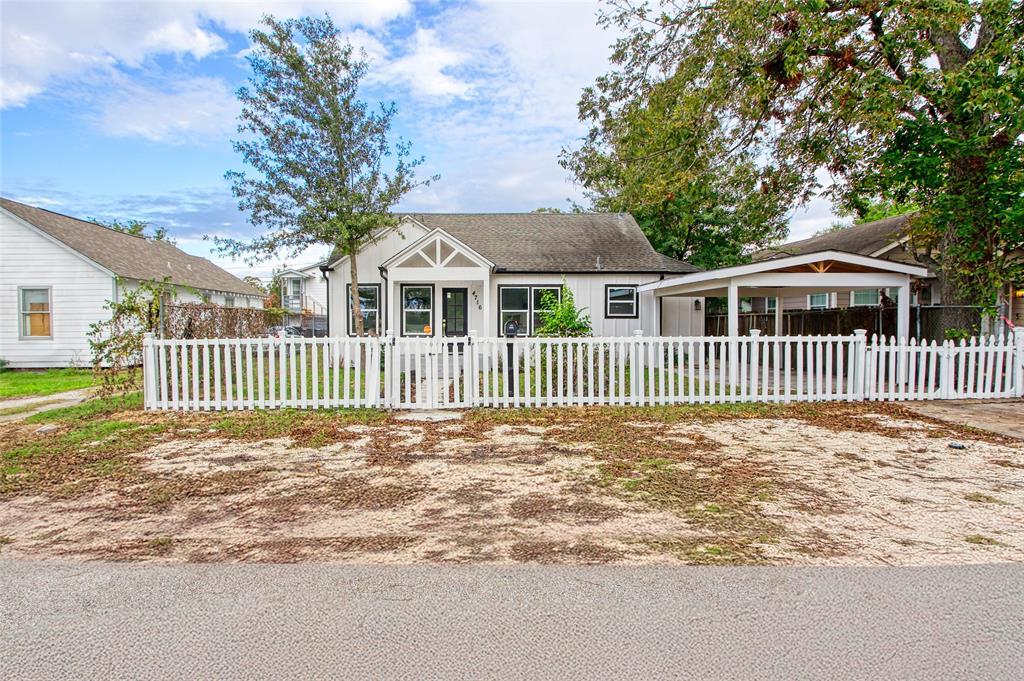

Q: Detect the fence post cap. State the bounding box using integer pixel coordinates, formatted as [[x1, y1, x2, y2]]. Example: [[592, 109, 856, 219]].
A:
[[632, 329, 644, 337], [468, 329, 478, 337], [749, 329, 761, 337], [853, 329, 867, 337], [1014, 326, 1024, 337]]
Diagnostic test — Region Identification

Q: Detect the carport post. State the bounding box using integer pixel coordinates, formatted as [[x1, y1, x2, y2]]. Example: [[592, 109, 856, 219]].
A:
[[774, 296, 783, 336], [1015, 327, 1024, 397], [727, 281, 739, 392]]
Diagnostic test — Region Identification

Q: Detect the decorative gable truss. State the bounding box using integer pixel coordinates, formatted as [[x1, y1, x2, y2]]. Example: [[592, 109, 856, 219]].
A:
[[383, 228, 493, 282]]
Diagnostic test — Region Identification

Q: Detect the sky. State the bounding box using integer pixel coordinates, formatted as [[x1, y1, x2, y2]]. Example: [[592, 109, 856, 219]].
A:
[[0, 0, 840, 280]]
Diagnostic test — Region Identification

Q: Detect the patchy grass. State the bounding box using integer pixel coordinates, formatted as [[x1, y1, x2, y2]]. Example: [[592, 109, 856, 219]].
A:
[[964, 492, 1006, 504], [965, 534, 1007, 547], [26, 392, 143, 423], [0, 368, 98, 399]]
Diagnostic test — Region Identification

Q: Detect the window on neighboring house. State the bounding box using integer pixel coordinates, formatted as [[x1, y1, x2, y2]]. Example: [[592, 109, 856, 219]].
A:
[[499, 287, 530, 335], [851, 289, 880, 307], [224, 296, 235, 308], [348, 284, 380, 335], [766, 297, 777, 312], [19, 287, 52, 338], [606, 285, 638, 318], [808, 293, 830, 310], [402, 285, 432, 335]]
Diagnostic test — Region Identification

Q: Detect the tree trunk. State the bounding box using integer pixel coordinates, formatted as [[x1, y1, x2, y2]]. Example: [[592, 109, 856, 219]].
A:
[[348, 240, 364, 337]]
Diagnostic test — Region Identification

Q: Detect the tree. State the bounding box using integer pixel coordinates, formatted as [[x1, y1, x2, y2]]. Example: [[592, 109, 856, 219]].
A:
[[215, 14, 434, 335], [573, 1, 1024, 307], [95, 218, 171, 242]]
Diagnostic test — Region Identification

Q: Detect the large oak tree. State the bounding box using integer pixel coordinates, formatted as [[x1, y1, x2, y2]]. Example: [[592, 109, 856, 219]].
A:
[[567, 0, 1023, 306]]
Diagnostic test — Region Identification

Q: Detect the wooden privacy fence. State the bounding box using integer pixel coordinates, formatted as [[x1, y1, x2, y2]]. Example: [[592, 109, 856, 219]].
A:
[[142, 329, 1024, 411]]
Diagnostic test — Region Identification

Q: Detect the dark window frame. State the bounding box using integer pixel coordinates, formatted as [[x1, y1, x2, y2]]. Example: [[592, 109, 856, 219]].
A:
[[497, 284, 562, 336], [400, 283, 435, 337], [347, 282, 382, 336], [604, 284, 639, 319]]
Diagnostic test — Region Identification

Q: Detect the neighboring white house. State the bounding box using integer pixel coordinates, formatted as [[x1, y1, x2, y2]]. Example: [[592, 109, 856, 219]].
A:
[[1, 198, 266, 368], [323, 213, 704, 338], [278, 262, 328, 321]]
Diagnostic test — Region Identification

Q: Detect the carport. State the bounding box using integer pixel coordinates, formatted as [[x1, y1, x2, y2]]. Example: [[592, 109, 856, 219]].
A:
[[640, 250, 931, 340]]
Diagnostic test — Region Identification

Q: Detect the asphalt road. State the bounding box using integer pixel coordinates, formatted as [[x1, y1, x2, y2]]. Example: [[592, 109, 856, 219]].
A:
[[1, 561, 1022, 680]]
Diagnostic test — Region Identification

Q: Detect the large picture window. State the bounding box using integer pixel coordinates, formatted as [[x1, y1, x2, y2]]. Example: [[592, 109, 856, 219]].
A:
[[19, 287, 52, 338], [851, 289, 880, 307], [348, 284, 380, 335], [402, 285, 433, 336], [605, 285, 638, 318], [498, 285, 562, 336]]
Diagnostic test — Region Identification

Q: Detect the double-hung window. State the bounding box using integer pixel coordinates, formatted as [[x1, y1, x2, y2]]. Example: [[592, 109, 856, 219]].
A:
[[499, 287, 530, 335], [766, 296, 778, 312], [402, 285, 432, 335], [605, 285, 638, 318], [19, 287, 52, 338], [499, 285, 563, 336], [349, 284, 380, 335]]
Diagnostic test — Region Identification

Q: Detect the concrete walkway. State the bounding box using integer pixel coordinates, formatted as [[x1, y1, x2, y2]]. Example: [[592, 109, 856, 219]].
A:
[[0, 387, 93, 423], [1, 560, 1021, 680], [903, 399, 1024, 440]]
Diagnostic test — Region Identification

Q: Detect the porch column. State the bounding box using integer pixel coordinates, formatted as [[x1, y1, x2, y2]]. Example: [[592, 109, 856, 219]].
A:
[[482, 278, 491, 336], [388, 277, 398, 335], [774, 295, 783, 336], [727, 281, 740, 337], [897, 278, 911, 341]]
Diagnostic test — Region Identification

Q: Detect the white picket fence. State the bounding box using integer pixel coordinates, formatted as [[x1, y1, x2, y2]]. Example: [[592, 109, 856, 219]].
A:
[[142, 329, 1024, 411]]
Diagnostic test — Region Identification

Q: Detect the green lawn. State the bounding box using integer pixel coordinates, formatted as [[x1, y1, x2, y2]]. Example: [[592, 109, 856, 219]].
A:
[[0, 369, 98, 399]]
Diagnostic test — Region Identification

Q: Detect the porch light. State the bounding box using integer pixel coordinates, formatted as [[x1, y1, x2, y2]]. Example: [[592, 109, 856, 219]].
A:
[[1015, 288, 1024, 299], [694, 299, 701, 311]]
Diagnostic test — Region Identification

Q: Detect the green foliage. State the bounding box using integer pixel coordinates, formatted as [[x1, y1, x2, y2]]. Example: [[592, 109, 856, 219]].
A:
[[87, 279, 172, 396], [573, 1, 1024, 306], [94, 218, 171, 242], [535, 283, 593, 337], [218, 14, 435, 335]]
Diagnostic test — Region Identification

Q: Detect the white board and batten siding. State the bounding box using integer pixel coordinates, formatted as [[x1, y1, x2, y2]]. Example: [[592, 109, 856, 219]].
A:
[[0, 209, 115, 368]]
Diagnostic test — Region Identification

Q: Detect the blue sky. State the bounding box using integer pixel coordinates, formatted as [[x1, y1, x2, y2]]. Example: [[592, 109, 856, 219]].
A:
[[1, 0, 838, 280]]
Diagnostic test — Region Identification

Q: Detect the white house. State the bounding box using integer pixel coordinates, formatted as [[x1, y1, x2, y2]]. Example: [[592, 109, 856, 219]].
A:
[[1, 198, 266, 368], [279, 263, 328, 315], [322, 213, 704, 338]]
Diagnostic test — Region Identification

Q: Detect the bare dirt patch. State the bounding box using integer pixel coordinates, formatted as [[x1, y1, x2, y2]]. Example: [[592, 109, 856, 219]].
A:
[[1, 402, 1022, 565]]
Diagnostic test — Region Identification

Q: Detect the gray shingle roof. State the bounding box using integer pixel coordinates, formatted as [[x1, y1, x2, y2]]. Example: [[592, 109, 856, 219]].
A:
[[756, 213, 913, 260], [405, 213, 698, 273], [1, 198, 265, 297]]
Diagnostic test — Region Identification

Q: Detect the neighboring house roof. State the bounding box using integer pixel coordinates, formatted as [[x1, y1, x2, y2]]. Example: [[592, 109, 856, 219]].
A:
[[405, 213, 698, 273], [1, 197, 265, 297], [756, 213, 914, 260]]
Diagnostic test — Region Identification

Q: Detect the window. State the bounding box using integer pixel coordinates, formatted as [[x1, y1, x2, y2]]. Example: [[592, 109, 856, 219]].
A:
[[606, 285, 638, 318], [19, 287, 52, 338], [851, 289, 880, 307], [348, 284, 380, 335], [499, 287, 530, 335], [402, 285, 432, 335], [224, 296, 235, 308], [808, 293, 830, 309], [531, 286, 561, 333], [497, 285, 562, 336], [766, 297, 777, 312]]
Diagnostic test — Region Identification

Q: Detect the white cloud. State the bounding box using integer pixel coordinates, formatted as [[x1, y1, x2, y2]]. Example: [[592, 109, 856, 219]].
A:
[[95, 76, 238, 143], [0, 0, 413, 109], [371, 28, 471, 98]]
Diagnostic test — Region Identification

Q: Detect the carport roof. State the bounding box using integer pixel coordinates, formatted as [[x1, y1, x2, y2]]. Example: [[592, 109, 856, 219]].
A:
[[639, 250, 930, 298]]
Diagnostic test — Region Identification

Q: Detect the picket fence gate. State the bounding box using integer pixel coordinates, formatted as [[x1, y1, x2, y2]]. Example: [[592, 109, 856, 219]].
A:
[[142, 329, 1024, 411]]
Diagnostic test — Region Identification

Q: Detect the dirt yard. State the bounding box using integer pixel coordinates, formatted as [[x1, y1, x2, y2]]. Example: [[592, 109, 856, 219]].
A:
[[1, 398, 1022, 565]]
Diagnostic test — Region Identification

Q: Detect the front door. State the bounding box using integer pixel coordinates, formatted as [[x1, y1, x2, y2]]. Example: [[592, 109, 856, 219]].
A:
[[442, 288, 468, 337]]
